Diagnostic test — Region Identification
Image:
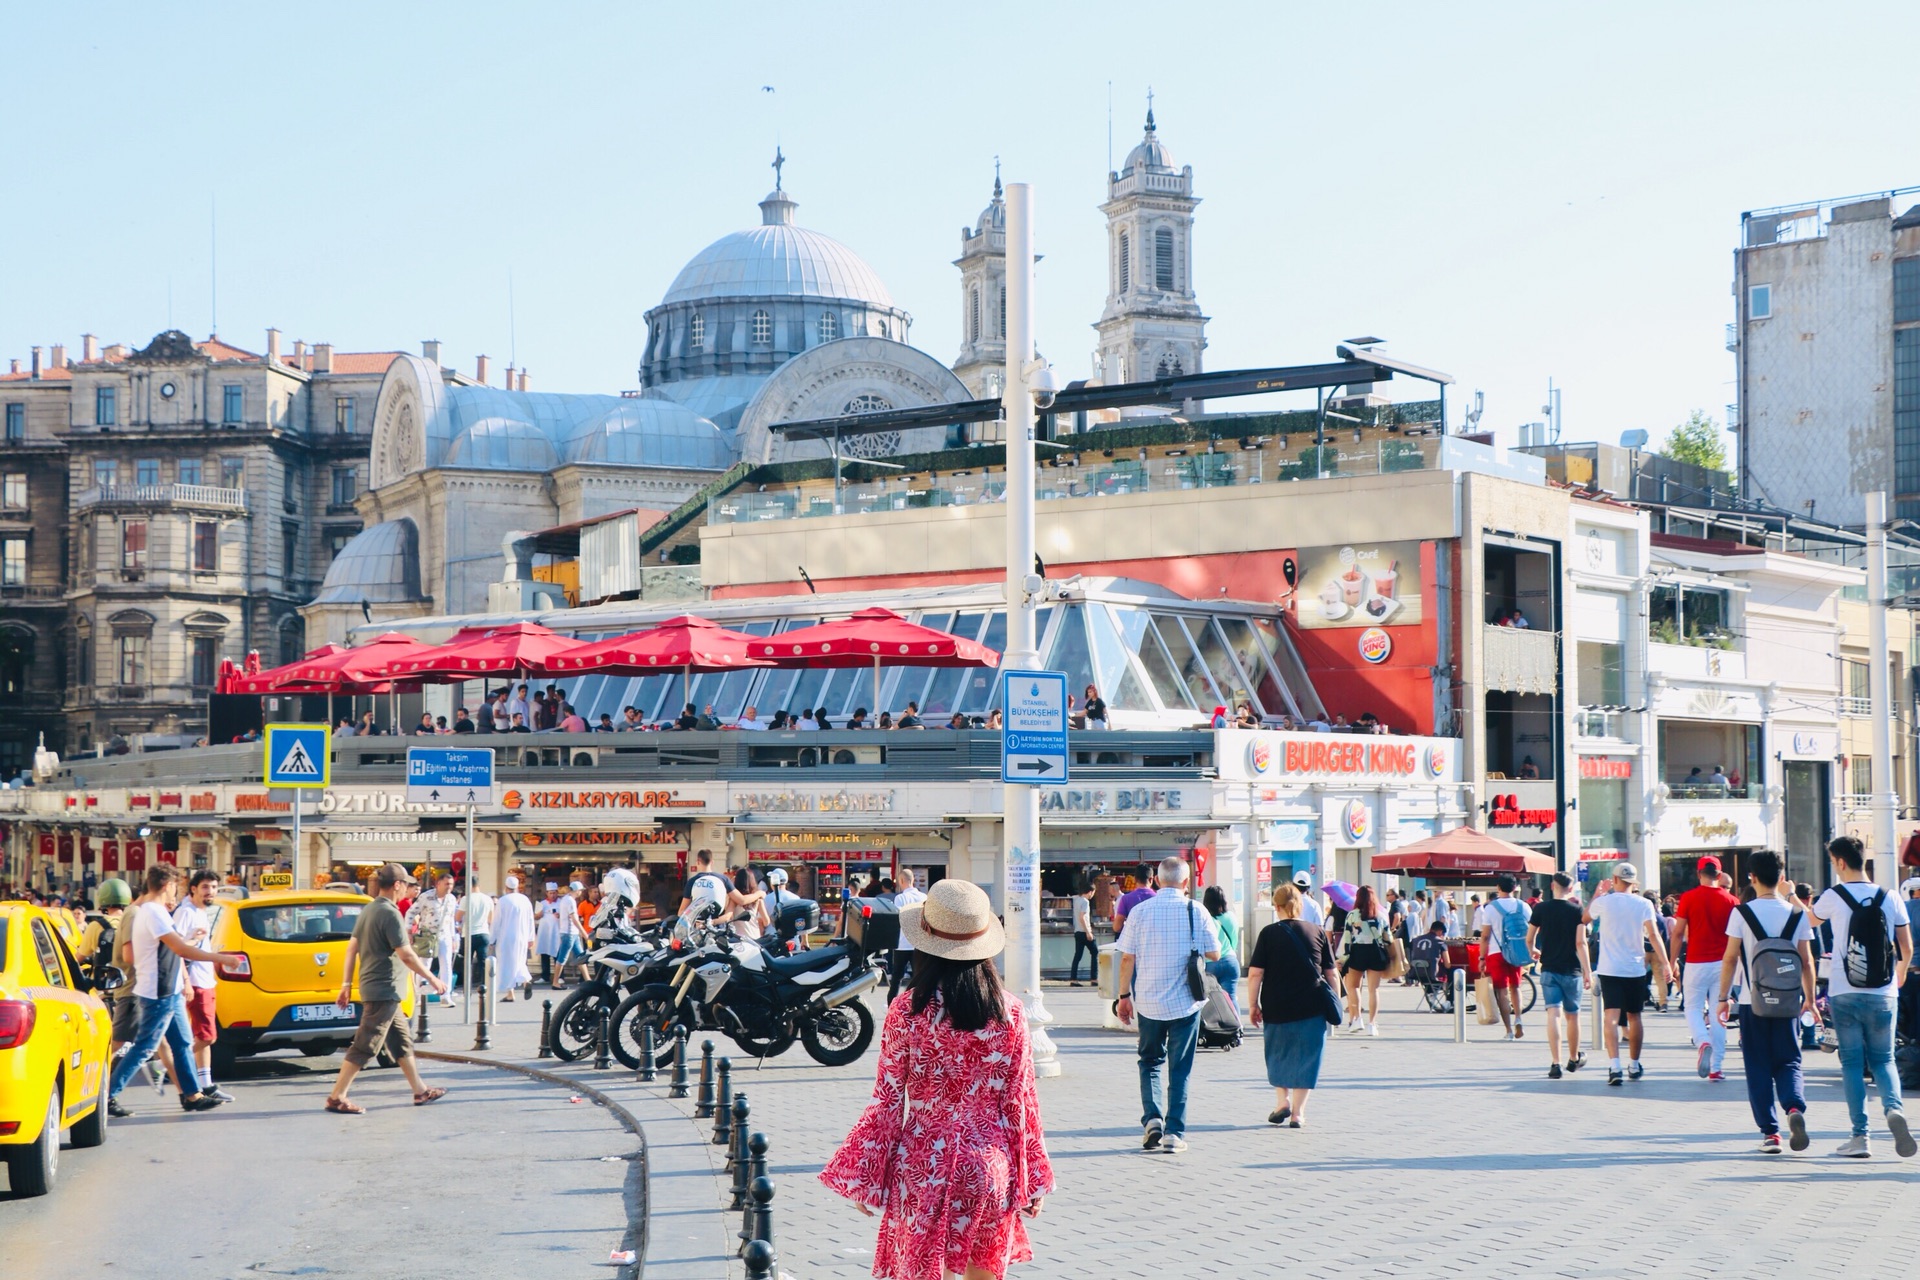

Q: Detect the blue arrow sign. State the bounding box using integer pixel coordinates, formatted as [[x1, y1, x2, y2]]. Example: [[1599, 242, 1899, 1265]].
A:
[[1001, 669, 1069, 785]]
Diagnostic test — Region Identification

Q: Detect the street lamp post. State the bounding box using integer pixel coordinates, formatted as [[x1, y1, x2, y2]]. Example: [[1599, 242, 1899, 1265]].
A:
[[1867, 491, 1899, 890], [1000, 181, 1059, 1077]]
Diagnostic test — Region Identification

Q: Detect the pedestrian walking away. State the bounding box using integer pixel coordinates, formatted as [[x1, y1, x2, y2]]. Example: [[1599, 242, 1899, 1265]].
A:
[[1718, 851, 1816, 1154], [1809, 836, 1915, 1158], [325, 863, 451, 1114], [459, 884, 494, 990], [820, 878, 1052, 1280], [1528, 872, 1592, 1078], [1067, 884, 1098, 987], [1246, 881, 1338, 1128], [1671, 856, 1739, 1081], [106, 865, 233, 1116], [1292, 870, 1326, 928], [1202, 885, 1241, 1005], [1337, 885, 1391, 1035], [1115, 856, 1221, 1153], [492, 875, 536, 1002], [1479, 875, 1532, 1041], [1585, 862, 1674, 1085], [172, 869, 233, 1102], [886, 868, 926, 1001]]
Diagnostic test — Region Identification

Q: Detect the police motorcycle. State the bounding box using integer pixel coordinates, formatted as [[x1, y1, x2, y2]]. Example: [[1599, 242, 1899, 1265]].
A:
[[612, 893, 884, 1069], [544, 894, 670, 1062]]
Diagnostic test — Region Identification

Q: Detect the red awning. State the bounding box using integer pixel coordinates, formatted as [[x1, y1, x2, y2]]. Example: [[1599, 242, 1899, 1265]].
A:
[[272, 632, 436, 692], [223, 645, 348, 694], [749, 608, 1000, 669], [546, 617, 772, 676], [389, 622, 583, 681], [1369, 826, 1557, 878]]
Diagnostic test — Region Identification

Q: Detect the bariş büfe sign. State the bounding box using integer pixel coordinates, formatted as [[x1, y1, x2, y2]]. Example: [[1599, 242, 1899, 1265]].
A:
[[1282, 740, 1418, 776]]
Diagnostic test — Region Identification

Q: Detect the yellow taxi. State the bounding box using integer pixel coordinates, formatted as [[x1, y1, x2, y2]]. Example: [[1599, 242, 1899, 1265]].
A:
[[206, 889, 414, 1074], [1, 901, 114, 1197]]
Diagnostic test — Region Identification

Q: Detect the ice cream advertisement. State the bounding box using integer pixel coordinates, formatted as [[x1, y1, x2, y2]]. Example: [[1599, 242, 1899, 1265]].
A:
[[1294, 540, 1425, 630]]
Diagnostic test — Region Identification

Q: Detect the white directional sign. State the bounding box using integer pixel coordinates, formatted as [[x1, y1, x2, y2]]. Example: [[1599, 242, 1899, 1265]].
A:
[[405, 747, 500, 808], [1001, 669, 1069, 785]]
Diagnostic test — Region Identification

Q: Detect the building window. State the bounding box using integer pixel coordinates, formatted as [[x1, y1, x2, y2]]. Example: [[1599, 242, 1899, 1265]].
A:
[[117, 633, 147, 686], [1896, 258, 1920, 326], [1896, 328, 1920, 500], [751, 310, 771, 345], [193, 521, 218, 572], [95, 386, 116, 425], [2, 473, 24, 510], [328, 529, 355, 561], [1850, 754, 1873, 800], [1156, 352, 1184, 378], [190, 636, 218, 689], [1155, 227, 1175, 290], [283, 468, 298, 511], [1, 537, 24, 586], [77, 631, 91, 684], [818, 311, 837, 343], [1118, 232, 1131, 293], [334, 396, 355, 435], [121, 519, 147, 572], [4, 403, 21, 441], [282, 522, 299, 580], [177, 458, 202, 487], [998, 287, 1005, 337], [1749, 283, 1772, 320], [93, 459, 118, 489], [969, 289, 981, 343], [689, 314, 705, 351], [878, 319, 891, 340], [220, 457, 244, 489], [222, 384, 243, 424], [136, 458, 160, 487], [331, 466, 358, 507]]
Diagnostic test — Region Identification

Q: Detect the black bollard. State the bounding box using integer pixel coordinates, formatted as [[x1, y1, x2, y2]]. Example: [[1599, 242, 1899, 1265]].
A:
[[711, 1057, 733, 1146], [668, 1025, 689, 1098], [748, 1173, 775, 1257], [638, 1021, 657, 1084], [416, 989, 431, 1044], [473, 959, 493, 1051], [593, 1005, 612, 1070], [738, 1132, 769, 1255], [694, 1039, 716, 1117], [727, 1094, 751, 1208], [744, 1240, 776, 1280], [536, 999, 553, 1059]]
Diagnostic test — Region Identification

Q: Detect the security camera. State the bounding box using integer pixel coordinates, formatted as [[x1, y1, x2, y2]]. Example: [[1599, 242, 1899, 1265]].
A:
[[1030, 363, 1058, 410], [1022, 573, 1046, 596]]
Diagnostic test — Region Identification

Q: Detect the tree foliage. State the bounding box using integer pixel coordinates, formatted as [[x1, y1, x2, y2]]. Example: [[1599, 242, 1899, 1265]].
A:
[[1660, 410, 1727, 473]]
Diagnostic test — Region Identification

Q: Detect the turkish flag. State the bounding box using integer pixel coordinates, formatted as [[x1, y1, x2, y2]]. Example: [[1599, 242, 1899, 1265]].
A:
[[125, 839, 148, 872], [101, 838, 119, 872]]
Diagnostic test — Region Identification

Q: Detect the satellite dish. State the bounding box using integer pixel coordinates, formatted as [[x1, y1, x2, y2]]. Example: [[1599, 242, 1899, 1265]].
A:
[[1619, 429, 1650, 449]]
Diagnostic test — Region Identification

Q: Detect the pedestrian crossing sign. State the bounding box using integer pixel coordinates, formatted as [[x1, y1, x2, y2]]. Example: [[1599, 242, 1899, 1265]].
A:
[[263, 723, 331, 789]]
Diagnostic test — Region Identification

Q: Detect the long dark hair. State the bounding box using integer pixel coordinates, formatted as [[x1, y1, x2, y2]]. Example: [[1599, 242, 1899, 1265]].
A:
[[1202, 885, 1228, 918], [1354, 885, 1379, 920], [909, 952, 1007, 1032]]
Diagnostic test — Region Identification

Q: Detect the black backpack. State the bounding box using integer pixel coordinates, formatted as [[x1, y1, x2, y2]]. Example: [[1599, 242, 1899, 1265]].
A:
[[1838, 885, 1896, 990], [83, 911, 117, 984]]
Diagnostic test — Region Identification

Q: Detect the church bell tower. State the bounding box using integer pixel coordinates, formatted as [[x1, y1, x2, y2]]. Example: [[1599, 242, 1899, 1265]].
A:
[[1093, 99, 1207, 390]]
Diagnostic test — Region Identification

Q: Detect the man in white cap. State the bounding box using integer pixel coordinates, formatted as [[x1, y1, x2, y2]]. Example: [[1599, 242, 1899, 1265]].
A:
[[492, 874, 536, 1003], [535, 882, 574, 989], [1292, 871, 1326, 928]]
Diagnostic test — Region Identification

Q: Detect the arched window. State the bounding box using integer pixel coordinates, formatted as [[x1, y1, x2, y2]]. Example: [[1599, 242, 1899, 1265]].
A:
[[969, 289, 981, 343], [1155, 227, 1175, 290], [751, 310, 772, 346], [1156, 351, 1184, 378], [819, 311, 837, 342], [0, 625, 34, 706], [1118, 232, 1131, 293], [689, 313, 705, 351], [878, 319, 891, 340]]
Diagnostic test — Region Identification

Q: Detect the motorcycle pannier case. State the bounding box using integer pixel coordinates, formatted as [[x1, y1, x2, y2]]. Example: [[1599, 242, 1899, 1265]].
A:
[[845, 897, 901, 953]]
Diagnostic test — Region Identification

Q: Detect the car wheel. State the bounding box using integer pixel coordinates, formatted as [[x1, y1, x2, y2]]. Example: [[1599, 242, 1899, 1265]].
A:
[[5, 1083, 61, 1197], [211, 1041, 241, 1076], [69, 1066, 109, 1150]]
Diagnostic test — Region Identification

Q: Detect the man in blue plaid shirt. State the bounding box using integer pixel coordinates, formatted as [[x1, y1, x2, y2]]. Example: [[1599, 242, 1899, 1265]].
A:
[[1115, 856, 1221, 1153]]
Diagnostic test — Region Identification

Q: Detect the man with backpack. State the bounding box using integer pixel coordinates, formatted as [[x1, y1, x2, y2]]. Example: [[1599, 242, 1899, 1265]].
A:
[[1717, 850, 1817, 1155], [1482, 876, 1532, 1041], [1809, 836, 1914, 1158]]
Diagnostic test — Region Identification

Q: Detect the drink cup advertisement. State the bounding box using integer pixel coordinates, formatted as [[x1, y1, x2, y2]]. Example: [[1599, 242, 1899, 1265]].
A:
[[1294, 541, 1424, 630]]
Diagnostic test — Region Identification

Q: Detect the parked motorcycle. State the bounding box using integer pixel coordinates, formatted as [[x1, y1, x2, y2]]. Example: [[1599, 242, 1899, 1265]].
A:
[[545, 898, 667, 1062]]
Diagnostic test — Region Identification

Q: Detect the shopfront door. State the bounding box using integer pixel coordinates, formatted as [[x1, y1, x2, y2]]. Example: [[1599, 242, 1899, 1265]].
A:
[[1782, 761, 1831, 889]]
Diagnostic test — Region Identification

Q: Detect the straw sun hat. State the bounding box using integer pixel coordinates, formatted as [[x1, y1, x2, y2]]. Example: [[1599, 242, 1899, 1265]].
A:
[[898, 879, 1005, 962]]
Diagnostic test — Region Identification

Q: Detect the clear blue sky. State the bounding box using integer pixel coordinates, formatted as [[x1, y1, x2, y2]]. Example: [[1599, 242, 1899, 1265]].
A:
[[4, 2, 1915, 455]]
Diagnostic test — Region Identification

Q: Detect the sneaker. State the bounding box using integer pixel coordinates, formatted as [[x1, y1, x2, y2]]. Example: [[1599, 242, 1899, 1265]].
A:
[[1608, 1070, 1624, 1087], [1787, 1109, 1809, 1152], [1345, 1019, 1364, 1034], [1627, 1061, 1645, 1081], [1513, 1023, 1524, 1039], [1142, 1118, 1164, 1151], [1070, 982, 1084, 987], [1366, 1022, 1379, 1037], [1503, 1030, 1515, 1041], [1548, 1063, 1563, 1080], [1567, 1054, 1586, 1073], [148, 1060, 167, 1094], [1161, 1134, 1188, 1154], [1697, 1042, 1712, 1078], [1889, 1110, 1917, 1158], [1708, 1071, 1727, 1082], [181, 1093, 224, 1113], [1832, 1134, 1871, 1159], [1757, 1134, 1783, 1155], [107, 1097, 134, 1119], [204, 1085, 236, 1103]]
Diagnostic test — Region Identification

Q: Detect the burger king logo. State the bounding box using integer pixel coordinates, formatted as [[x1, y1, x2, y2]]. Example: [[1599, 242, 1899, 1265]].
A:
[[1246, 738, 1273, 776], [1358, 627, 1392, 664], [1343, 799, 1370, 844], [1424, 745, 1447, 779], [501, 790, 524, 811]]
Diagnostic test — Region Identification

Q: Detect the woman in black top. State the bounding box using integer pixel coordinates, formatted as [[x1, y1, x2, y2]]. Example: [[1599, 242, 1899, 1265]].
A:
[[1246, 881, 1339, 1128], [1082, 684, 1108, 729]]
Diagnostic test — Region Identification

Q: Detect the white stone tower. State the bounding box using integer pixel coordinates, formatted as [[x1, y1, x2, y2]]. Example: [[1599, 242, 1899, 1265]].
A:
[[1093, 101, 1207, 388], [952, 166, 1007, 399]]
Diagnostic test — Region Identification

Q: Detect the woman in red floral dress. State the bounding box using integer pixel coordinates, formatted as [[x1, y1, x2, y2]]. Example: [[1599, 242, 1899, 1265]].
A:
[[821, 879, 1053, 1280]]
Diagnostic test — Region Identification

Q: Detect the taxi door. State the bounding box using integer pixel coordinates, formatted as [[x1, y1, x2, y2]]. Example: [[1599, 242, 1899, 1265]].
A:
[[23, 917, 90, 1123]]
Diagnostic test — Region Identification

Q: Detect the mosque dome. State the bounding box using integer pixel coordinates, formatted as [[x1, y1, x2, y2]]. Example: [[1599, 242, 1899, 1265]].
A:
[[311, 518, 424, 606], [564, 398, 736, 469], [660, 187, 897, 309], [444, 413, 561, 470]]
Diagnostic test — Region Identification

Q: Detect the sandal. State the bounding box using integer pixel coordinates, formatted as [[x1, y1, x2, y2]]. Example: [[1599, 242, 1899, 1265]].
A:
[[413, 1088, 448, 1106], [324, 1097, 365, 1115], [1268, 1107, 1291, 1126]]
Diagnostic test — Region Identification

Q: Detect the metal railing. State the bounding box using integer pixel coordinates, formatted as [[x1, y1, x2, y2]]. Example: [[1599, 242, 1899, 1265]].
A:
[[1839, 696, 1872, 717], [75, 483, 248, 510]]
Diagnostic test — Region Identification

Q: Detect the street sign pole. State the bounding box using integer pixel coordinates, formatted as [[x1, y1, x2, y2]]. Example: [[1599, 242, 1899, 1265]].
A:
[[464, 799, 475, 1025], [292, 788, 303, 888], [263, 723, 330, 890], [405, 748, 498, 1025]]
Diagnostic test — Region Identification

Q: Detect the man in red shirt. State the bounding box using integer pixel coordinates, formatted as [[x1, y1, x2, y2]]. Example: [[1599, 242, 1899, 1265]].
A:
[[1670, 856, 1739, 1080]]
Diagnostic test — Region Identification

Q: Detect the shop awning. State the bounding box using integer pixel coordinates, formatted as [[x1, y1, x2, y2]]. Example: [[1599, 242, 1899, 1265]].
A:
[[1370, 826, 1556, 878]]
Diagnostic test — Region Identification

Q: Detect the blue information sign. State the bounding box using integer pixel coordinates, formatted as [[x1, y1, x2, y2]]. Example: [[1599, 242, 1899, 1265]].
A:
[[1001, 669, 1069, 785], [406, 747, 497, 806]]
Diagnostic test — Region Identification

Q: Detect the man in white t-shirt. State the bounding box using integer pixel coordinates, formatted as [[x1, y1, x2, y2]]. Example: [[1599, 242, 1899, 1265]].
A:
[[171, 870, 233, 1102], [1584, 862, 1673, 1086], [1292, 872, 1326, 928], [888, 869, 928, 1000], [1810, 836, 1915, 1159], [107, 865, 232, 1115], [1717, 850, 1817, 1155]]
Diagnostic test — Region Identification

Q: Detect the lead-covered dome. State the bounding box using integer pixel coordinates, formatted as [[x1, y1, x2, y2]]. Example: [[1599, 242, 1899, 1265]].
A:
[[312, 518, 424, 605], [660, 187, 897, 308]]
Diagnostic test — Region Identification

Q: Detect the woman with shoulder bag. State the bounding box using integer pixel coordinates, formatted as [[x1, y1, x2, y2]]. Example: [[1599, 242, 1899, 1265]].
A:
[[1338, 885, 1392, 1035], [1246, 881, 1340, 1128]]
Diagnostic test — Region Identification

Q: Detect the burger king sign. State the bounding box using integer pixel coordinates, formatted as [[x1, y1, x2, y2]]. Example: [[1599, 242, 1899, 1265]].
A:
[[1358, 627, 1392, 664], [1245, 738, 1273, 776]]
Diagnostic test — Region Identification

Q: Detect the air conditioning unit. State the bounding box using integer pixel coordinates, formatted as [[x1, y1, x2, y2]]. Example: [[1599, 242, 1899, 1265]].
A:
[[829, 746, 883, 766]]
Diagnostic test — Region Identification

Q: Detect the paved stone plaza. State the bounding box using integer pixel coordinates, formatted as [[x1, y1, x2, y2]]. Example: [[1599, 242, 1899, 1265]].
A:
[[469, 984, 1917, 1279]]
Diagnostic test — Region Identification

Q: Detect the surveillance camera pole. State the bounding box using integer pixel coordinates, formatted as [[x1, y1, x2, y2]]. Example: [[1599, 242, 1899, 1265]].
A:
[[1001, 181, 1060, 1077]]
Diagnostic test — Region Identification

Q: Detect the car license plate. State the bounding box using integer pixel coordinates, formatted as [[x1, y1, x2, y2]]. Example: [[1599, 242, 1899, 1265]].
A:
[[293, 1003, 353, 1022]]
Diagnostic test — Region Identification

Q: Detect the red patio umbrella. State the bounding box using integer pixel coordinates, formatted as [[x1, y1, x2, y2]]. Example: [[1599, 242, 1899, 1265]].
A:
[[750, 607, 1001, 710], [546, 616, 771, 712], [272, 632, 435, 691], [223, 645, 348, 695], [387, 621, 583, 681], [1369, 826, 1558, 882]]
